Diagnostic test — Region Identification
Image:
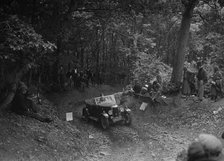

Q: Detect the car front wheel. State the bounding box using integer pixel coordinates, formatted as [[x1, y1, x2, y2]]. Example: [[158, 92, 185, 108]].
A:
[[100, 116, 109, 129]]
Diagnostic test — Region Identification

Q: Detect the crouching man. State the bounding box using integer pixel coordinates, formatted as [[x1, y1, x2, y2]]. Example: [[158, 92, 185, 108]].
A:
[[176, 134, 224, 161], [11, 82, 52, 123]]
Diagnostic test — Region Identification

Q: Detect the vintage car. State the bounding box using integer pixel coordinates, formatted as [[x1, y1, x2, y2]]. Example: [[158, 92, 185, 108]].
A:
[[82, 93, 132, 129]]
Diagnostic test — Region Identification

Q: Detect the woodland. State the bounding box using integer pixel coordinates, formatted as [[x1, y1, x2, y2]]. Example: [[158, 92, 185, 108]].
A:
[[1, 0, 224, 107], [2, 1, 224, 161]]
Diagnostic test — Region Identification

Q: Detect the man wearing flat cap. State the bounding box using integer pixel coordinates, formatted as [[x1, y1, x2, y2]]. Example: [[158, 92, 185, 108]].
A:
[[176, 134, 224, 161]]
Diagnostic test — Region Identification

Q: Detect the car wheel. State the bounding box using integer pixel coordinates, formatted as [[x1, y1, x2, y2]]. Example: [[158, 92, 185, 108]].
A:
[[100, 116, 109, 129], [123, 113, 132, 125], [82, 108, 89, 121]]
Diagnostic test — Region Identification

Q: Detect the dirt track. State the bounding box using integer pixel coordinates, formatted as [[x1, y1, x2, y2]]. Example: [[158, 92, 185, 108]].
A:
[[1, 85, 223, 161], [48, 85, 198, 161]]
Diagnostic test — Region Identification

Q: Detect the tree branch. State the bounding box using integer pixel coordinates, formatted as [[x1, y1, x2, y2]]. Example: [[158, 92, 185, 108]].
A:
[[0, 0, 15, 6], [196, 12, 209, 25]]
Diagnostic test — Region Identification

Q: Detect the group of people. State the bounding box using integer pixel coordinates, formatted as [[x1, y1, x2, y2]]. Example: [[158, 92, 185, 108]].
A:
[[58, 65, 97, 91], [131, 61, 224, 104], [182, 61, 223, 101], [182, 61, 208, 101], [133, 75, 163, 103]]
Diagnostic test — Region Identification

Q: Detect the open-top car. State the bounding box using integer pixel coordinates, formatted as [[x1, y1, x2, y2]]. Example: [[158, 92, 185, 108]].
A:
[[82, 92, 132, 129]]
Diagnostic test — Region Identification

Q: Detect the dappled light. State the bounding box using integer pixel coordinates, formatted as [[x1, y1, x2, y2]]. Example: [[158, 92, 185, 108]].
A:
[[1, 0, 224, 161]]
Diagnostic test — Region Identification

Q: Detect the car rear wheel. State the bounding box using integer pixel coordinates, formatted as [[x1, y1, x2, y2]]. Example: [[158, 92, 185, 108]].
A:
[[124, 113, 132, 125], [82, 108, 89, 121], [100, 116, 109, 129]]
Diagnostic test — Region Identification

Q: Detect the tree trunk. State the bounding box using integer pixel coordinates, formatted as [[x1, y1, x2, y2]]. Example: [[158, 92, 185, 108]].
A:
[[28, 69, 32, 87], [80, 45, 84, 68], [0, 68, 24, 110], [31, 0, 36, 24], [171, 1, 198, 84]]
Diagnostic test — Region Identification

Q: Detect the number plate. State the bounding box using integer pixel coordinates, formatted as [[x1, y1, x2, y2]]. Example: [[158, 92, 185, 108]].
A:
[[112, 116, 122, 122]]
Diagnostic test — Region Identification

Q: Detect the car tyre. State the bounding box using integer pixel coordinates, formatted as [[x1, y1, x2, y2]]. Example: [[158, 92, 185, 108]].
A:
[[100, 116, 109, 129], [82, 108, 89, 121], [123, 113, 132, 125]]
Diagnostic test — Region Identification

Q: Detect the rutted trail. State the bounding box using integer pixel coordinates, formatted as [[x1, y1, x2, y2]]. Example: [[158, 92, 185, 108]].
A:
[[47, 86, 156, 161], [47, 85, 224, 161]]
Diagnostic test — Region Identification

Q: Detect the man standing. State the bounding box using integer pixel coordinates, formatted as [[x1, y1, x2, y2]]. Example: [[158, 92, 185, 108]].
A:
[[86, 68, 92, 87], [211, 66, 223, 101], [182, 67, 191, 96], [196, 61, 207, 101], [72, 67, 78, 89], [58, 65, 65, 91]]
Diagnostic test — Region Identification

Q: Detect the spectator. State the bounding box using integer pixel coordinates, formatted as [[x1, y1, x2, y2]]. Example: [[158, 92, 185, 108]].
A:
[[196, 62, 208, 101], [188, 72, 197, 95], [152, 79, 162, 101], [72, 68, 78, 89], [86, 68, 92, 87], [11, 81, 52, 123], [79, 71, 87, 91], [66, 68, 73, 89], [182, 67, 191, 96], [76, 72, 82, 89], [211, 66, 223, 101], [176, 134, 224, 161], [58, 65, 65, 91]]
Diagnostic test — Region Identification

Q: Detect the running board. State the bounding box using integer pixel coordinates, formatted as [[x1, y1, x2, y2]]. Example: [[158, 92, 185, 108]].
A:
[[88, 116, 98, 121]]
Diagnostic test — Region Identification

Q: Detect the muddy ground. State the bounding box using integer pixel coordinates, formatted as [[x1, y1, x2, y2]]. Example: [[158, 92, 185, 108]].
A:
[[48, 85, 224, 161], [1, 84, 224, 161]]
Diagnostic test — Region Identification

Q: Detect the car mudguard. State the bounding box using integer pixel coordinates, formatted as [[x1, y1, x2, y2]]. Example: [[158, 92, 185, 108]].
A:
[[125, 108, 131, 113], [102, 113, 109, 118]]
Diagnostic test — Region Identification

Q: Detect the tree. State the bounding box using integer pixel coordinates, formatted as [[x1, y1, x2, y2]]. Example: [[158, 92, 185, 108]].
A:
[[0, 15, 56, 110], [171, 0, 199, 84], [1, 0, 224, 98]]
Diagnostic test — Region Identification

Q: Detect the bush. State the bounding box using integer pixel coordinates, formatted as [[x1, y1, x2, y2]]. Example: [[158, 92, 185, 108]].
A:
[[132, 54, 172, 87]]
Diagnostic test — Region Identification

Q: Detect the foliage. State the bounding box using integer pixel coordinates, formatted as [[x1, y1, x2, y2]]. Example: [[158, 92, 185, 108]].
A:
[[1, 0, 224, 89], [0, 15, 56, 66], [189, 1, 224, 69], [132, 52, 172, 85]]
